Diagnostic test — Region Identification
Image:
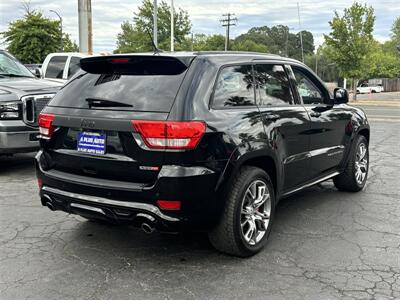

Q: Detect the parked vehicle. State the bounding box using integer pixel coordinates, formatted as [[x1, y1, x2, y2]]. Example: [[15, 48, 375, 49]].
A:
[[41, 52, 86, 83], [36, 52, 370, 257], [357, 82, 384, 94], [0, 50, 62, 155], [24, 64, 42, 78]]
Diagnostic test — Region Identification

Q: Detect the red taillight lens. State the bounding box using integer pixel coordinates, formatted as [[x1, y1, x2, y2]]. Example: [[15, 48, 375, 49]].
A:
[[38, 113, 55, 139], [157, 200, 181, 210], [132, 120, 206, 150], [37, 178, 43, 189]]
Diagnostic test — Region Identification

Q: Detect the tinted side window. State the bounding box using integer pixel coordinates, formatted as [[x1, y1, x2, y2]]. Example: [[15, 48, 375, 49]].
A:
[[292, 67, 325, 104], [68, 57, 81, 79], [254, 64, 293, 106], [213, 65, 255, 108], [45, 56, 67, 79]]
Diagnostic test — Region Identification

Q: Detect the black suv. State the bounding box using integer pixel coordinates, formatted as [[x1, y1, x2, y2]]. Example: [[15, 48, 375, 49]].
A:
[[36, 52, 369, 257]]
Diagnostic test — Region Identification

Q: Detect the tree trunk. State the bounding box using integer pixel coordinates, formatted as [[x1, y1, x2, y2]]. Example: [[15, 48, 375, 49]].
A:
[[352, 78, 358, 101]]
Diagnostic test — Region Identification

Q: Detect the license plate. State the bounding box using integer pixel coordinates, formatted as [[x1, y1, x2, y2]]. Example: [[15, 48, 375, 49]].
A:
[[77, 132, 106, 155]]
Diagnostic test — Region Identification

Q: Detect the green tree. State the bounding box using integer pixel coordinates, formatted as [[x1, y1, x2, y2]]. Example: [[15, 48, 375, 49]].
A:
[[234, 25, 314, 59], [324, 2, 375, 100], [232, 40, 268, 53], [115, 0, 191, 53], [192, 34, 225, 51], [391, 16, 400, 44], [1, 9, 68, 63], [62, 33, 79, 52], [304, 44, 339, 82]]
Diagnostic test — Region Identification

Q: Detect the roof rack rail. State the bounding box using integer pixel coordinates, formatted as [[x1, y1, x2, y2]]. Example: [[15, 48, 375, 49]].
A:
[[194, 51, 281, 57]]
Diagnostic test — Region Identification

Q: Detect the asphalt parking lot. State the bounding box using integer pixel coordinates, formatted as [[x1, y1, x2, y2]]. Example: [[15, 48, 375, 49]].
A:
[[1, 100, 399, 299]]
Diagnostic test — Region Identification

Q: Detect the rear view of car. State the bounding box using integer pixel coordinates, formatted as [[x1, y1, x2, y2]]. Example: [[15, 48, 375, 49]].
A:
[[36, 54, 220, 235]]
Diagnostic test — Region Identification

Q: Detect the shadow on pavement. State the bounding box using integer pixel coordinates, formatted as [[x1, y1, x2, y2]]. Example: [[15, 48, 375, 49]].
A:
[[0, 152, 36, 174], [57, 181, 341, 264]]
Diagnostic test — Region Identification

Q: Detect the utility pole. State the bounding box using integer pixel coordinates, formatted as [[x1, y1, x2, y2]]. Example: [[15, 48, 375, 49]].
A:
[[220, 13, 237, 51], [170, 0, 174, 51], [297, 2, 304, 62], [153, 0, 158, 47], [285, 27, 294, 57], [78, 0, 93, 54], [50, 10, 63, 52]]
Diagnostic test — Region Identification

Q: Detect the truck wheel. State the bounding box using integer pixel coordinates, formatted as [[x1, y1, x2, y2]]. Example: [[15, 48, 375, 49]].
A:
[[334, 135, 369, 192], [208, 166, 275, 257]]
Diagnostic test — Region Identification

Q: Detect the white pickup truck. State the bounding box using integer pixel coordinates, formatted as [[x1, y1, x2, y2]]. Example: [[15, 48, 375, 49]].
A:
[[357, 82, 384, 94], [41, 52, 87, 83]]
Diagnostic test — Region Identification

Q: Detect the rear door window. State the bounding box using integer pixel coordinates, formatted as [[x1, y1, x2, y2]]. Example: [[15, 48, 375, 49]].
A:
[[212, 65, 255, 109], [68, 57, 81, 79], [45, 56, 67, 79], [254, 64, 294, 106]]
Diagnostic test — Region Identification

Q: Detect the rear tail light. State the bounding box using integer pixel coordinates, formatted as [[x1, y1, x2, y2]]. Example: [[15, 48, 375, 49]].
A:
[[37, 178, 43, 189], [38, 113, 55, 139], [157, 200, 181, 210], [132, 120, 206, 150]]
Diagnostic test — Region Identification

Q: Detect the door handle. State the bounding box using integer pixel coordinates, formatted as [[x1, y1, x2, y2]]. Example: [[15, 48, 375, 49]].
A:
[[310, 111, 321, 118]]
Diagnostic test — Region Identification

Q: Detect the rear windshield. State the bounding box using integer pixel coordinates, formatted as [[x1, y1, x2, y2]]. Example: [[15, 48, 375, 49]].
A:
[[48, 71, 187, 112]]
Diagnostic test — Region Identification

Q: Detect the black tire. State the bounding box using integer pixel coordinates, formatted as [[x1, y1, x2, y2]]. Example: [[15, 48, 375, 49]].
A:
[[333, 135, 369, 192], [208, 166, 275, 257]]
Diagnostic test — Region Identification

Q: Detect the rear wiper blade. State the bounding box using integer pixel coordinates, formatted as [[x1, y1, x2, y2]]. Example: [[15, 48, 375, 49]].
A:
[[85, 97, 133, 108]]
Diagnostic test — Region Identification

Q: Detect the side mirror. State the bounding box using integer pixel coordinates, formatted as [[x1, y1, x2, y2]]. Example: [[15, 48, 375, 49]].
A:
[[34, 67, 42, 78], [334, 88, 349, 104]]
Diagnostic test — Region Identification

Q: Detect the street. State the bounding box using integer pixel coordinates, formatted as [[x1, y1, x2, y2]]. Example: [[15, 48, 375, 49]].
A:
[[0, 99, 399, 299]]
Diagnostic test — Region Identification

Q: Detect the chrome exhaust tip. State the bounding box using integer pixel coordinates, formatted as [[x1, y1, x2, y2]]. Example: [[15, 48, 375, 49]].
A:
[[141, 222, 155, 234], [46, 201, 55, 211], [43, 194, 55, 211]]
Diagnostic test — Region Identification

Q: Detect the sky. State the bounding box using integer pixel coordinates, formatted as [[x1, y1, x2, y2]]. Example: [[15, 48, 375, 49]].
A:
[[1, 0, 399, 53]]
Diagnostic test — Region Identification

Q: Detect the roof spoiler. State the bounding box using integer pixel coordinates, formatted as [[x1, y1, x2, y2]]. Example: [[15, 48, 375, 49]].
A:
[[80, 55, 192, 75]]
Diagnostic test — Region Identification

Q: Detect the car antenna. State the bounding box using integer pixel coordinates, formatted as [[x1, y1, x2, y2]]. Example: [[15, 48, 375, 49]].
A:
[[147, 29, 163, 54]]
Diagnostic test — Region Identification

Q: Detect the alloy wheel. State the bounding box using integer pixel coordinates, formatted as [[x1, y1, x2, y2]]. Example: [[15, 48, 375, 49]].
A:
[[355, 143, 368, 185], [240, 180, 271, 246]]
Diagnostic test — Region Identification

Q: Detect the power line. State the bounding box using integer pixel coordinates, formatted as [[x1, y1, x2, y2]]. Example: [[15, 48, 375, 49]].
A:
[[220, 13, 237, 51]]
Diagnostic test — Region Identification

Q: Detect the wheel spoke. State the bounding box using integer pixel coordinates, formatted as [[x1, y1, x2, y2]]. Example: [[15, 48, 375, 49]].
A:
[[253, 193, 268, 209], [241, 217, 250, 228], [244, 219, 256, 243], [241, 206, 252, 215], [359, 145, 367, 160], [248, 184, 256, 200], [359, 160, 367, 171]]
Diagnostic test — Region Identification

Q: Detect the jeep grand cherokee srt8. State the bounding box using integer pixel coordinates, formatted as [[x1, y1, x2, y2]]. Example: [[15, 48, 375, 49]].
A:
[[36, 52, 370, 257]]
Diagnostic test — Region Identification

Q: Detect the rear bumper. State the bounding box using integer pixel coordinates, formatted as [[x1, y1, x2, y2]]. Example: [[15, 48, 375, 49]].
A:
[[0, 120, 39, 153], [36, 151, 223, 231]]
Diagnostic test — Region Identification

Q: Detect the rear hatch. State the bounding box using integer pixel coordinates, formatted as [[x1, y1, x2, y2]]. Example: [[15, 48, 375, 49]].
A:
[[40, 55, 194, 186]]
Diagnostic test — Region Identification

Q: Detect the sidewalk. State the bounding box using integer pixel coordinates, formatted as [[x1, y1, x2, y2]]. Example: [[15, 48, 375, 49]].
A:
[[349, 91, 400, 107]]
